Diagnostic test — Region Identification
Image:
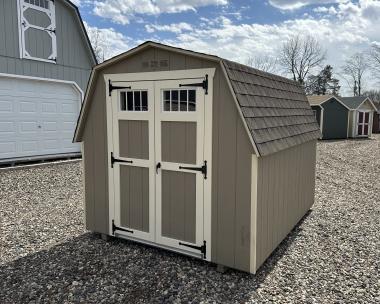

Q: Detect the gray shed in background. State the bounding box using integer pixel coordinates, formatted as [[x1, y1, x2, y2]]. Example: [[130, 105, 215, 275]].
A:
[[0, 0, 96, 163], [74, 41, 320, 274]]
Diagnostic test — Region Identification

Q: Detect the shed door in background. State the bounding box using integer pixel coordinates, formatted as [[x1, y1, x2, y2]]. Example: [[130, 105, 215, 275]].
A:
[[155, 79, 206, 258], [110, 81, 155, 242], [357, 111, 371, 136]]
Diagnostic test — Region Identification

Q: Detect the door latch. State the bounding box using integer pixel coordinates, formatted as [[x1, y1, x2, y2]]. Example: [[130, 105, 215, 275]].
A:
[[110, 152, 133, 168], [179, 161, 207, 179]]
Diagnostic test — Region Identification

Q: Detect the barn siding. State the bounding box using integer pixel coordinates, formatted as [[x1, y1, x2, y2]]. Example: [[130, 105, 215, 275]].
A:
[[82, 47, 253, 272], [255, 139, 317, 271], [0, 0, 93, 91]]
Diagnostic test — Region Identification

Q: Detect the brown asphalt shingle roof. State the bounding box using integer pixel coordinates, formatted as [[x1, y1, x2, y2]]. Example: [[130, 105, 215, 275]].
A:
[[307, 95, 336, 106], [223, 60, 321, 156]]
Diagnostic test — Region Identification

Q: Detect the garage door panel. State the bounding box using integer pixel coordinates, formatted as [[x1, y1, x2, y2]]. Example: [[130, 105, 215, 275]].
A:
[[0, 77, 81, 159], [0, 100, 13, 112]]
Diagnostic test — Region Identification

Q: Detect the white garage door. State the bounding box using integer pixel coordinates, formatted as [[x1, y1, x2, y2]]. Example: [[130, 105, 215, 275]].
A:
[[0, 76, 81, 160]]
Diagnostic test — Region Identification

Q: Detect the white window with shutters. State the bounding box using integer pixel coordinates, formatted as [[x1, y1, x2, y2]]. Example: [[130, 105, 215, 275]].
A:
[[17, 0, 57, 63]]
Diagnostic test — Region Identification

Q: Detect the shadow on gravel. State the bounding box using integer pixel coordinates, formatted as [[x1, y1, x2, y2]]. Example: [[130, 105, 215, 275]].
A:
[[0, 212, 311, 303]]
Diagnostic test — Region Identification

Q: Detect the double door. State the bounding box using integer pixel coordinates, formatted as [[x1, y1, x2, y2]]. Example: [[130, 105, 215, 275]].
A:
[[109, 77, 208, 259], [357, 111, 371, 136]]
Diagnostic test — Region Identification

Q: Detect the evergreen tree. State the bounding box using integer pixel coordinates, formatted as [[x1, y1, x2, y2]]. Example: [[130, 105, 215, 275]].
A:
[[305, 65, 340, 95]]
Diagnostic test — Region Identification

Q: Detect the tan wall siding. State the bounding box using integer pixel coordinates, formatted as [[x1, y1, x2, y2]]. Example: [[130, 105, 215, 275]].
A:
[[255, 140, 317, 271], [348, 111, 354, 138], [211, 71, 253, 272], [82, 47, 253, 272]]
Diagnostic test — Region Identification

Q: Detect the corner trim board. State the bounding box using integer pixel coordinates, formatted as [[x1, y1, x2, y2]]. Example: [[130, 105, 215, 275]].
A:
[[250, 154, 258, 274]]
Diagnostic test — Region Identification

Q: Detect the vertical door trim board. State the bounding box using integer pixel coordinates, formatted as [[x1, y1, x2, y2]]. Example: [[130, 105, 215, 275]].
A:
[[250, 154, 258, 274]]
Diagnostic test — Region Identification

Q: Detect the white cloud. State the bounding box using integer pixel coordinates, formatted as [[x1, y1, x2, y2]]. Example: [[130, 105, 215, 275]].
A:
[[84, 22, 132, 60], [145, 22, 193, 34], [70, 0, 81, 6], [93, 0, 228, 25], [313, 6, 338, 14], [268, 0, 344, 10], [86, 0, 380, 93]]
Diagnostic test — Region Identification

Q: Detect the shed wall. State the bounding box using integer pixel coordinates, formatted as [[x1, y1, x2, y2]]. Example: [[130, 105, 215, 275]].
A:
[[0, 0, 93, 91], [321, 98, 348, 139], [255, 139, 317, 271], [81, 47, 253, 272], [373, 113, 380, 133]]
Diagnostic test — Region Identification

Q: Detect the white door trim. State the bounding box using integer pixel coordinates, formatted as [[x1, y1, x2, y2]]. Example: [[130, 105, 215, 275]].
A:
[[355, 110, 372, 137]]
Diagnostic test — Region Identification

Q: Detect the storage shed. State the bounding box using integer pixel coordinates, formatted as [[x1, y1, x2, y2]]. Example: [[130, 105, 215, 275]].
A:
[[308, 95, 350, 139], [340, 96, 377, 138], [74, 41, 320, 274]]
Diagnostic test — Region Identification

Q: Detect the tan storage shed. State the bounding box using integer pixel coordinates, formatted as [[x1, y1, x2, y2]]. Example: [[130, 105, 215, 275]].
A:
[[73, 41, 320, 274]]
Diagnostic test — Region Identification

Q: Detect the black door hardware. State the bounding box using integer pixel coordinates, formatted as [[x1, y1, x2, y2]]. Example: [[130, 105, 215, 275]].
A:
[[156, 162, 161, 174], [179, 75, 208, 95], [179, 161, 207, 179], [112, 220, 133, 235], [179, 241, 206, 259], [109, 79, 131, 96], [111, 152, 133, 168]]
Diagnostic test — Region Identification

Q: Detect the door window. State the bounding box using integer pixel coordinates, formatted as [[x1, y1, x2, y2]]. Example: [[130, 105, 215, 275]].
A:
[[163, 89, 196, 112], [120, 91, 148, 112]]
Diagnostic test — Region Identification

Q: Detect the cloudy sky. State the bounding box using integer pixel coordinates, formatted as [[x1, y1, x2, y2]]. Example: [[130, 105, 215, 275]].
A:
[[73, 0, 380, 95]]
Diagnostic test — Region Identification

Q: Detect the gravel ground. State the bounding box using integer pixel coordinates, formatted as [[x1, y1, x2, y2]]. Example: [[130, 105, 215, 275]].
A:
[[0, 136, 379, 303]]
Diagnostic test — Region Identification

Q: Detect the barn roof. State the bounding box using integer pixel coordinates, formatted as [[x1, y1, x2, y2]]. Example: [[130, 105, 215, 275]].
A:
[[74, 41, 320, 157], [223, 60, 320, 156]]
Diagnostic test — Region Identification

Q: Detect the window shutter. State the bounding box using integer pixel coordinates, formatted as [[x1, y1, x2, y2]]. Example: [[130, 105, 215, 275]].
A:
[[18, 0, 57, 63]]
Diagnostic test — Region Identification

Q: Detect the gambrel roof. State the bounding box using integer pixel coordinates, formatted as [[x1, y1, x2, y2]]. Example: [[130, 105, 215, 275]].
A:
[[223, 60, 320, 156], [74, 41, 320, 157]]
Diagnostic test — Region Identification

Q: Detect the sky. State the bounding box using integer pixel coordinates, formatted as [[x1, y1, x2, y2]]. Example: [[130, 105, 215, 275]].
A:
[[73, 0, 380, 95]]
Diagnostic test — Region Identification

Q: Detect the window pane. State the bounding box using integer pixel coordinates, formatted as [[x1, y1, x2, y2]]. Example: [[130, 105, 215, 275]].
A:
[[188, 90, 196, 111], [171, 90, 179, 111], [127, 91, 133, 111], [358, 125, 363, 135], [364, 113, 369, 123], [163, 90, 170, 111], [180, 90, 187, 111], [120, 92, 126, 111], [134, 91, 141, 111], [358, 112, 364, 123], [364, 124, 369, 135], [141, 91, 148, 111]]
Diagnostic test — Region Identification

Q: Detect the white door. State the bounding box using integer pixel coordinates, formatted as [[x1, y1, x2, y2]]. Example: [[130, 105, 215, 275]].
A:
[[0, 76, 81, 160], [356, 111, 371, 137], [154, 79, 207, 258], [110, 81, 156, 242]]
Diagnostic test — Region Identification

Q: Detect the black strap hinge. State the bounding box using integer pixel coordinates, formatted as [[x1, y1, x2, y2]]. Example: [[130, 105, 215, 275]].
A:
[[111, 152, 133, 168], [112, 220, 133, 235], [109, 80, 131, 96], [179, 160, 207, 179], [179, 240, 206, 259], [179, 74, 208, 95]]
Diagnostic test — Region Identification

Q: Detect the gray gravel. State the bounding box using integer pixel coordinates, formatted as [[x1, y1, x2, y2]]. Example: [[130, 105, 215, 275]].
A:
[[0, 136, 379, 303]]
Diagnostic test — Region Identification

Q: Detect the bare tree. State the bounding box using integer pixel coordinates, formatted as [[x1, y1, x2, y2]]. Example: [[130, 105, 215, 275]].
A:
[[363, 89, 380, 102], [279, 35, 326, 85], [246, 55, 279, 74], [87, 28, 108, 63], [340, 53, 369, 96], [369, 44, 380, 78]]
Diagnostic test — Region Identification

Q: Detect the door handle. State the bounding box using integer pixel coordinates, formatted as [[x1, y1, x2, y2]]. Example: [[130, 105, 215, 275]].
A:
[[156, 162, 161, 174]]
